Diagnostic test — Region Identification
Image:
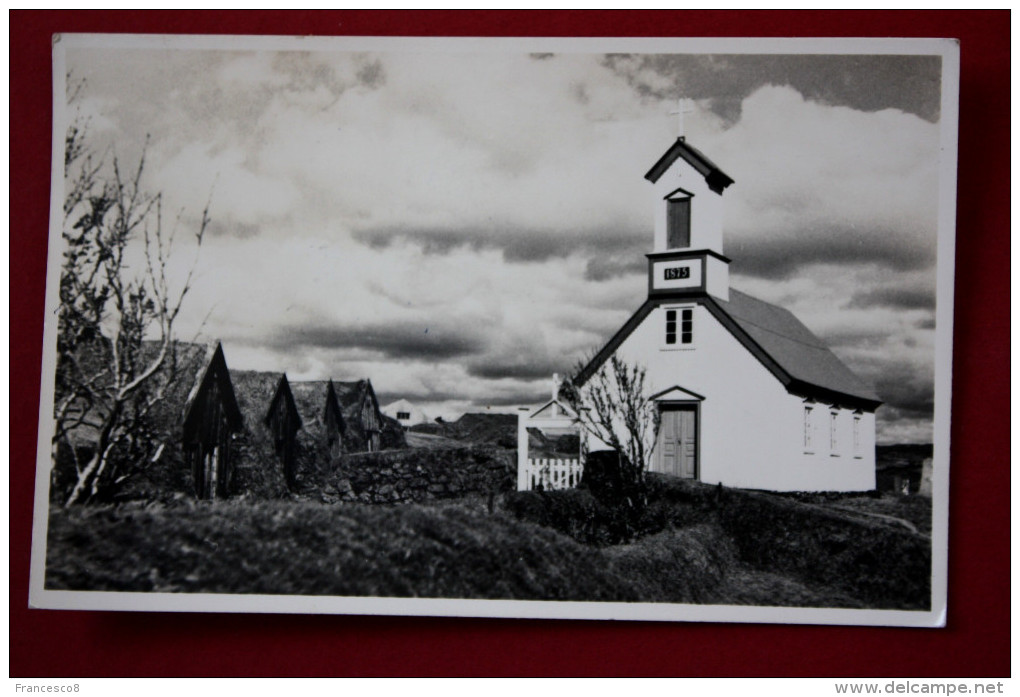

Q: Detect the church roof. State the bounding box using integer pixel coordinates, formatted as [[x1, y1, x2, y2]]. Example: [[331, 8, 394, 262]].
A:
[[645, 138, 735, 194], [717, 290, 881, 406], [575, 289, 882, 410]]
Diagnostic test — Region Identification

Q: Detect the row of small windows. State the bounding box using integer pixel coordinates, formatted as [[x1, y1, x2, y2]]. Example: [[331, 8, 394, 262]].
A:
[[804, 405, 863, 457], [665, 307, 693, 346]]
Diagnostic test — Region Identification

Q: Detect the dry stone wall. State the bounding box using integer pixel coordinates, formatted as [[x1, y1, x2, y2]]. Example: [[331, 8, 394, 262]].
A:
[[321, 446, 516, 504]]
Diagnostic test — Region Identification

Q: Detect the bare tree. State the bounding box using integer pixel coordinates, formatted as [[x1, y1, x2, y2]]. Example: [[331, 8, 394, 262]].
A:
[[566, 354, 660, 495], [55, 78, 208, 505]]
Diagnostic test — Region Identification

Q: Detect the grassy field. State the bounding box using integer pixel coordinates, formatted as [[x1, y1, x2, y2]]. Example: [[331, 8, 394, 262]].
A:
[[814, 494, 932, 536], [45, 481, 929, 608]]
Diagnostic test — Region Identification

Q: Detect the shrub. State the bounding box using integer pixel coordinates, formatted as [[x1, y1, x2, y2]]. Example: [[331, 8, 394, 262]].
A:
[[581, 449, 649, 512], [505, 488, 642, 545]]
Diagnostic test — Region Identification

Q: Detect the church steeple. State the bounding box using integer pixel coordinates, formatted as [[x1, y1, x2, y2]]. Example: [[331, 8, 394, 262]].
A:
[[643, 108, 734, 301]]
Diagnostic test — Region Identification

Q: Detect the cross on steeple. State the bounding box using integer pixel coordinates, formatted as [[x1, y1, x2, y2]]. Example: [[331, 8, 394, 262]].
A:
[[669, 97, 696, 139]]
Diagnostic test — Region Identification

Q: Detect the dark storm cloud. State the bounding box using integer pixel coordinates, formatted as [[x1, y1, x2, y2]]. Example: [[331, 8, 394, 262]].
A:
[[466, 356, 574, 381], [602, 53, 942, 123], [848, 287, 936, 311], [477, 390, 550, 408], [584, 255, 646, 282], [872, 364, 934, 416], [352, 223, 642, 265], [261, 320, 486, 360], [727, 223, 936, 279], [375, 388, 468, 404]]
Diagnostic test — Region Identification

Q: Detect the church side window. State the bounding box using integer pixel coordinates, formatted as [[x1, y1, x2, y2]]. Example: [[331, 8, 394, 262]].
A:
[[667, 197, 691, 249], [665, 307, 694, 347], [803, 406, 814, 453], [830, 409, 840, 456], [853, 413, 862, 457]]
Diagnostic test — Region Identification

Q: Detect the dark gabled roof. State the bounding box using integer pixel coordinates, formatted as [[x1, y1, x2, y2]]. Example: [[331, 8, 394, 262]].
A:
[[229, 369, 279, 431], [59, 340, 213, 446], [575, 289, 882, 410], [323, 379, 345, 429], [331, 379, 373, 410], [645, 138, 735, 194], [288, 378, 381, 433], [288, 380, 332, 433], [264, 373, 302, 431], [181, 343, 244, 441]]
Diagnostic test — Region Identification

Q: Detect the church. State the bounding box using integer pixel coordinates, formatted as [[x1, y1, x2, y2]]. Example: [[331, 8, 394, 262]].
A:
[[575, 128, 882, 492]]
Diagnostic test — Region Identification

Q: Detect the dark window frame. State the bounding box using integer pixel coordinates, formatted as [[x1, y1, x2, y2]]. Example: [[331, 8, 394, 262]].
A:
[[664, 305, 695, 348], [664, 187, 694, 250]]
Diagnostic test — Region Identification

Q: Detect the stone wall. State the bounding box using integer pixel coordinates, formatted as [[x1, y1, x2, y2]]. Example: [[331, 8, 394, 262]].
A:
[[320, 446, 516, 504]]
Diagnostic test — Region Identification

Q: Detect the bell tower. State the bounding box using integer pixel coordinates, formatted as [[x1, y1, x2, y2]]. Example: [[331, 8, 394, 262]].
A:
[[644, 100, 734, 301]]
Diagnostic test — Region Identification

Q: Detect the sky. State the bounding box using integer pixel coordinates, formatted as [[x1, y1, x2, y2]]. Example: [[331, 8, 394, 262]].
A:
[[61, 40, 947, 443]]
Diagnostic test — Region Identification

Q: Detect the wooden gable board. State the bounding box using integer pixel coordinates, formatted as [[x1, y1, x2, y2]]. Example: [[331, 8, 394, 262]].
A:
[[181, 343, 243, 444], [264, 373, 302, 433]]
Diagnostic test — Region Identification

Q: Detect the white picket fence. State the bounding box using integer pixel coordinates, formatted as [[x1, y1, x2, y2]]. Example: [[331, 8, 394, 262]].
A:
[[519, 457, 583, 492]]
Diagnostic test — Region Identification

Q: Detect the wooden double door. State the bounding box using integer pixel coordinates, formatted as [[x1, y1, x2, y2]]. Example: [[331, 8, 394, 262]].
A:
[[655, 405, 698, 479]]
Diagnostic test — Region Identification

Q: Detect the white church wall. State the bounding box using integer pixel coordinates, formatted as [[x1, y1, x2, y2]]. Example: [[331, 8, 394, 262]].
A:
[[589, 302, 876, 492], [704, 255, 730, 301]]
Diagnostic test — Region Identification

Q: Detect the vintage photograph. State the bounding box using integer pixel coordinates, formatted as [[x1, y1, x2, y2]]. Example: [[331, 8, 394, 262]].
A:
[[31, 34, 958, 625]]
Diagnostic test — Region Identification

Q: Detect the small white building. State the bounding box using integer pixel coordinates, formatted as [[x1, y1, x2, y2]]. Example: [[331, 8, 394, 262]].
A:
[[381, 398, 430, 428], [576, 134, 882, 492]]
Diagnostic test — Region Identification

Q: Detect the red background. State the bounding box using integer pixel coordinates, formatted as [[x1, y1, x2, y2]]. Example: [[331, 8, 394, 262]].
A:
[[10, 11, 1009, 677]]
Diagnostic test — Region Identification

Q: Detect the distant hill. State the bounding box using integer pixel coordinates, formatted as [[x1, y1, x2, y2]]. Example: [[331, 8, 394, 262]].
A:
[[410, 412, 518, 448], [876, 444, 933, 470], [876, 444, 933, 496]]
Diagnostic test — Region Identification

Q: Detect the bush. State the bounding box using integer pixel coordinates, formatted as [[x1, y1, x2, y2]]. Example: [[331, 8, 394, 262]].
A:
[[580, 450, 647, 509], [505, 487, 643, 545]]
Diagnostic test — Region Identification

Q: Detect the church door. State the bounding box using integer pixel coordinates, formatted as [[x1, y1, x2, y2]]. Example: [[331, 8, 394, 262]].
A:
[[656, 405, 698, 479]]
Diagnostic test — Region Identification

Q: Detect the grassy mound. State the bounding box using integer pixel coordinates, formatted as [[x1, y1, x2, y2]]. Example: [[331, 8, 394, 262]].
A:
[[506, 474, 930, 609], [714, 489, 931, 609], [45, 500, 650, 600]]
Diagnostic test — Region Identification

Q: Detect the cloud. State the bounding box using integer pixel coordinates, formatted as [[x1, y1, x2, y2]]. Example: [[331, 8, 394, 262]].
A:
[[709, 85, 940, 280], [728, 224, 935, 279], [848, 287, 936, 311], [260, 320, 487, 360], [352, 223, 642, 264], [66, 45, 944, 439], [584, 255, 646, 282], [601, 53, 942, 123]]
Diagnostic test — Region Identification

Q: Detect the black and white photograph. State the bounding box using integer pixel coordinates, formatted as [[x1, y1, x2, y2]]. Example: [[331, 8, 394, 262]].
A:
[[30, 34, 959, 626]]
